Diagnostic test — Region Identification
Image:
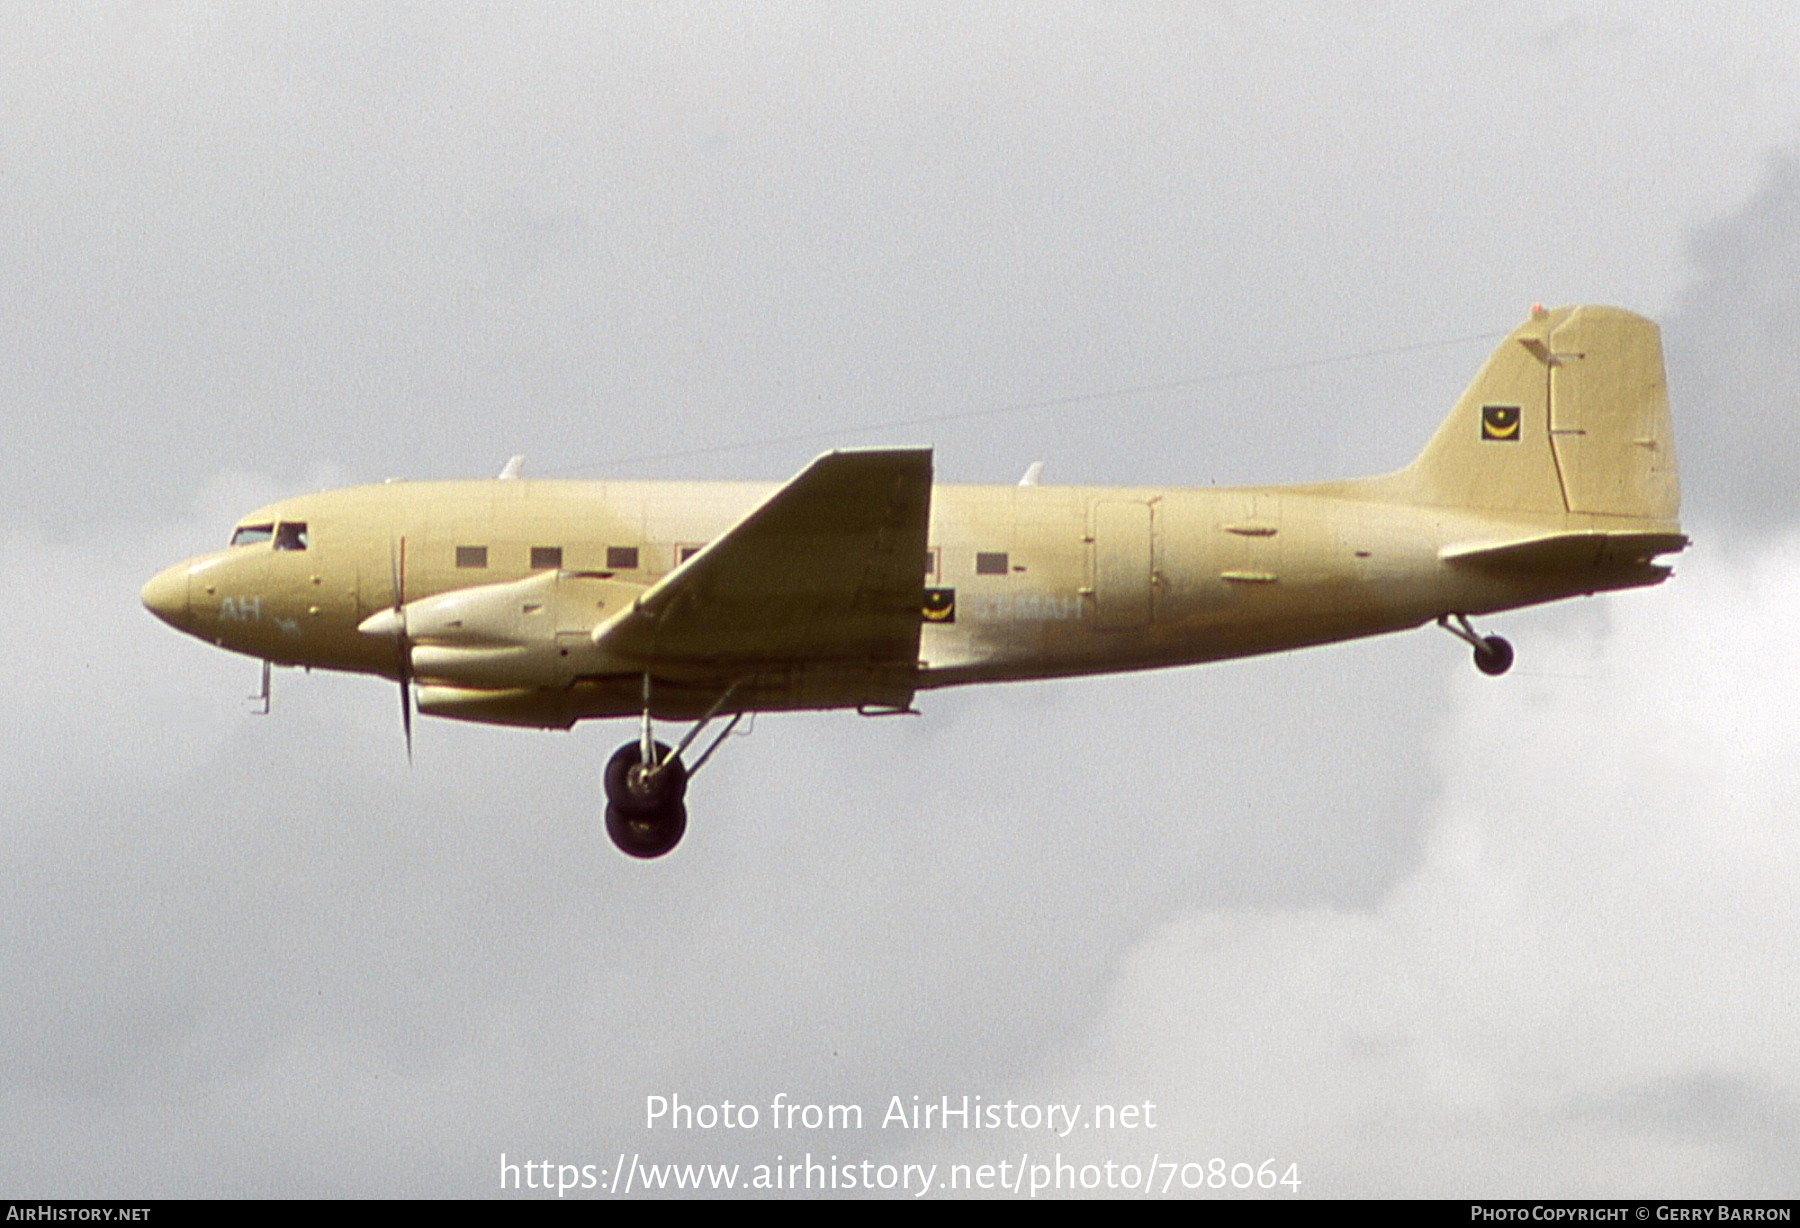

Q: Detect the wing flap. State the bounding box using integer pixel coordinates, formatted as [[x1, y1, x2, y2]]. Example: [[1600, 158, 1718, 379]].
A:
[[593, 448, 934, 678]]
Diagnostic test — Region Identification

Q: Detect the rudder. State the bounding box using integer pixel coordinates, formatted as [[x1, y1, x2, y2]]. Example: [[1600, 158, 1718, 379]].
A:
[[1547, 306, 1679, 519]]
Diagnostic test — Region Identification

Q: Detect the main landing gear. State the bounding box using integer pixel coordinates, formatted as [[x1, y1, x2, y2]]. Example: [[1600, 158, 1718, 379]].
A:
[[1437, 613, 1514, 676], [603, 741, 689, 859], [600, 678, 745, 859]]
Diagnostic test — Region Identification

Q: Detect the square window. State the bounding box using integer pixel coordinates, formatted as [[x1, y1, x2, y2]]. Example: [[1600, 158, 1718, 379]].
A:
[[924, 547, 940, 580], [607, 545, 640, 570], [976, 551, 1009, 576], [678, 544, 703, 564], [530, 546, 563, 570], [456, 545, 488, 569]]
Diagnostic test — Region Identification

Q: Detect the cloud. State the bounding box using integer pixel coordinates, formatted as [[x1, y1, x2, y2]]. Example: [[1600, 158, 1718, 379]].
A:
[[1668, 158, 1800, 534], [1011, 534, 1800, 1196]]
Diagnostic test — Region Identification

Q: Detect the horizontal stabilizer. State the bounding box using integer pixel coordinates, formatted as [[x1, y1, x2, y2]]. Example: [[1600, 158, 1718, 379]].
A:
[[1441, 530, 1688, 572]]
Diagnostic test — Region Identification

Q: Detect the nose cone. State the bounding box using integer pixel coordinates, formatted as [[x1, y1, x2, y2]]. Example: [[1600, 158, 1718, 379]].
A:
[[140, 563, 190, 629]]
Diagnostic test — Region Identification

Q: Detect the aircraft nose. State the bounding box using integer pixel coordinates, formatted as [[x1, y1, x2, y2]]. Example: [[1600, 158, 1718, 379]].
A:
[[140, 563, 190, 629]]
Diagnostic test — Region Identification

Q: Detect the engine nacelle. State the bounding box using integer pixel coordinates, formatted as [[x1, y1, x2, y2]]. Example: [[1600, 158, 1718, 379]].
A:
[[359, 570, 645, 689]]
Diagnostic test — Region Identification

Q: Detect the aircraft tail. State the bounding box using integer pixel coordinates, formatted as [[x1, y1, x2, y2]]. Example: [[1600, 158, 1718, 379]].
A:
[[1385, 305, 1680, 523]]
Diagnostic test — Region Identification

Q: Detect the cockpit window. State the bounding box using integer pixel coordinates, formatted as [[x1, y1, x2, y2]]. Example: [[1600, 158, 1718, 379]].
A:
[[230, 524, 273, 547], [274, 522, 309, 552]]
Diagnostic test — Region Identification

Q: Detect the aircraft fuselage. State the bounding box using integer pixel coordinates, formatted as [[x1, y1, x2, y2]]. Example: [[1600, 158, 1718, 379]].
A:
[[141, 473, 1669, 725]]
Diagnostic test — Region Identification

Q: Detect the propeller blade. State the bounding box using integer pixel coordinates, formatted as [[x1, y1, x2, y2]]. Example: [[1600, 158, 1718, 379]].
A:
[[392, 536, 413, 761]]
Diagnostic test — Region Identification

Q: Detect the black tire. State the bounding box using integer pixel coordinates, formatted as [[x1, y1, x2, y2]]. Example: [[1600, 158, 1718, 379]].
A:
[[603, 740, 689, 816], [605, 801, 687, 859], [1474, 635, 1514, 676]]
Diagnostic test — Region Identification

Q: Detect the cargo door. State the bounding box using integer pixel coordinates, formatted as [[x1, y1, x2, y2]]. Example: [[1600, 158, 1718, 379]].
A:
[[1092, 500, 1154, 630]]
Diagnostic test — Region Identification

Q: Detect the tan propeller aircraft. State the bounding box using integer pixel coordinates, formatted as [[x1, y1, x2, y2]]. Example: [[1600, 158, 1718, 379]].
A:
[[143, 304, 1684, 858]]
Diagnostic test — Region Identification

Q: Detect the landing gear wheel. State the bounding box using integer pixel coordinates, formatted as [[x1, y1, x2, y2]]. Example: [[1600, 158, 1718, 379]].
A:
[[605, 801, 687, 859], [1473, 635, 1514, 676], [604, 740, 689, 817]]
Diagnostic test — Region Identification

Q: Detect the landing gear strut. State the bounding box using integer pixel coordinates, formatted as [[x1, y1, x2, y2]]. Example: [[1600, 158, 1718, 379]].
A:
[[1438, 613, 1514, 676], [600, 677, 745, 859]]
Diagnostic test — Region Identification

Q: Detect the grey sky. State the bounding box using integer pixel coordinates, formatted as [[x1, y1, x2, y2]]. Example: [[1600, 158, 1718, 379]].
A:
[[4, 2, 1799, 1198], [1667, 158, 1800, 536]]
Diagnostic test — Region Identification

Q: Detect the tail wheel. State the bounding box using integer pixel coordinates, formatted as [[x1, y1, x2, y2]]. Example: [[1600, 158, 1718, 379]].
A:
[[1474, 635, 1514, 676], [1440, 615, 1515, 677]]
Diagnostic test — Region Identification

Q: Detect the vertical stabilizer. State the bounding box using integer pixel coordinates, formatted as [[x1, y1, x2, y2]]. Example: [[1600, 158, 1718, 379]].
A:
[[1393, 305, 1679, 523]]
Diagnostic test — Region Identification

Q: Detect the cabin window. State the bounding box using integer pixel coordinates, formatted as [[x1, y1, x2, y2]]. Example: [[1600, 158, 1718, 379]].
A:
[[273, 522, 309, 552], [924, 547, 940, 581], [607, 546, 640, 570], [976, 551, 1009, 576], [456, 545, 488, 569], [530, 546, 563, 570], [678, 544, 703, 564], [230, 524, 273, 547]]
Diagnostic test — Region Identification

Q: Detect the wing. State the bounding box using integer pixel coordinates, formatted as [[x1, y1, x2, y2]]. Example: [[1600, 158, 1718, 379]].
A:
[[592, 448, 933, 701]]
